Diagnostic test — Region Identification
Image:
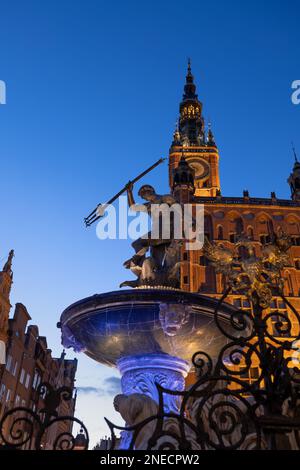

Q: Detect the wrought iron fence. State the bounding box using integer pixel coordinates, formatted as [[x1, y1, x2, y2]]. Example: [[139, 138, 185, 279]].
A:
[[0, 382, 89, 450]]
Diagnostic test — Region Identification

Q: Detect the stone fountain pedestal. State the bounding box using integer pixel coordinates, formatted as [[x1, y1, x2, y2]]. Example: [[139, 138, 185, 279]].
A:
[[118, 353, 190, 413]]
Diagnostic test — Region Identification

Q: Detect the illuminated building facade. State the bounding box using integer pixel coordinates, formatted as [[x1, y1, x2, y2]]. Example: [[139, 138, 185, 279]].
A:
[[170, 63, 300, 384]]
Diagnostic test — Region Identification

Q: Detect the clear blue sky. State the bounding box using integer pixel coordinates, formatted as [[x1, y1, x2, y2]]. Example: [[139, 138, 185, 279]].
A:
[[0, 0, 299, 447]]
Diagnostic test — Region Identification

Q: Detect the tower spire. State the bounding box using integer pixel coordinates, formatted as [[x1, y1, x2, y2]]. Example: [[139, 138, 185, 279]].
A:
[[169, 63, 220, 198], [178, 59, 204, 146], [292, 141, 298, 162], [207, 121, 216, 147], [183, 58, 197, 101], [187, 57, 192, 76]]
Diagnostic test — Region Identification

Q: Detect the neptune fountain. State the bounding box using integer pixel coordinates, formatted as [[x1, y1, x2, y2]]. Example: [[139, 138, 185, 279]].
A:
[[58, 157, 235, 446]]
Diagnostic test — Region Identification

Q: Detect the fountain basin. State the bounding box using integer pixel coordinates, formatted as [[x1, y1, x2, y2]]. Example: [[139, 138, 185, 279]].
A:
[[59, 289, 234, 367]]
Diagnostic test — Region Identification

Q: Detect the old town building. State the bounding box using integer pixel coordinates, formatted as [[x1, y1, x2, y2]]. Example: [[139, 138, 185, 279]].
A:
[[170, 62, 300, 384], [0, 254, 77, 448], [0, 250, 13, 363]]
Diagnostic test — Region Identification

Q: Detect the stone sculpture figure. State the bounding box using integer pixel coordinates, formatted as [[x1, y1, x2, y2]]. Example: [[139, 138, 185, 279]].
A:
[[120, 182, 184, 288], [113, 393, 158, 449]]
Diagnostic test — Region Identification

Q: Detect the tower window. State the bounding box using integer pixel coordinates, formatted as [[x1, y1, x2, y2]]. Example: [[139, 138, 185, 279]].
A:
[[260, 234, 271, 245], [295, 260, 300, 270], [183, 252, 188, 261], [243, 299, 251, 309], [217, 226, 223, 240], [199, 256, 208, 266], [247, 227, 254, 240], [204, 215, 214, 241], [229, 233, 236, 243], [291, 236, 300, 246], [235, 217, 244, 235], [233, 298, 242, 308], [183, 276, 188, 284], [238, 246, 248, 259], [239, 367, 259, 384]]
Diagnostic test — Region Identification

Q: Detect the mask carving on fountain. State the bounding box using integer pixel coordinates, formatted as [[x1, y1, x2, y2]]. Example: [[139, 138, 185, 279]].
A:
[[60, 325, 85, 353], [159, 303, 191, 337]]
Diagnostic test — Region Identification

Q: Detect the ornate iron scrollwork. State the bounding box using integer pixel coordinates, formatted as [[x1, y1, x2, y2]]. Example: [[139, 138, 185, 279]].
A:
[[0, 382, 89, 450]]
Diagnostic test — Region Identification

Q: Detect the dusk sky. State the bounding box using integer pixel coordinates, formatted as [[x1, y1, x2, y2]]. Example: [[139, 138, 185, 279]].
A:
[[0, 0, 299, 447]]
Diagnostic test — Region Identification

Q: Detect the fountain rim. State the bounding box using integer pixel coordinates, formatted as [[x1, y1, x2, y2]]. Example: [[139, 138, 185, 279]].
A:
[[59, 288, 237, 326], [117, 353, 191, 377]]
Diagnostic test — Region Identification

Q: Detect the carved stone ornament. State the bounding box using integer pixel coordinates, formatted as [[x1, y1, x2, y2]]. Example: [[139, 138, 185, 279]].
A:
[[159, 303, 191, 336], [61, 325, 85, 353], [117, 354, 190, 414]]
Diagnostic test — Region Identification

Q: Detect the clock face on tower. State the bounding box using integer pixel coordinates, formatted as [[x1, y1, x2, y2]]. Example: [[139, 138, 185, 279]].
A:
[[187, 158, 210, 181]]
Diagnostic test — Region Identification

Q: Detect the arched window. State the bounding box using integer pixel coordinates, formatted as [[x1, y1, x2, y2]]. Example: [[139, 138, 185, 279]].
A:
[[181, 172, 187, 183], [235, 217, 244, 235], [247, 227, 254, 240], [260, 234, 271, 244], [217, 226, 223, 240], [228, 213, 243, 243], [258, 215, 273, 244], [0, 341, 5, 365], [199, 256, 208, 266], [238, 245, 248, 258], [267, 219, 274, 236], [286, 216, 300, 236], [204, 214, 214, 241]]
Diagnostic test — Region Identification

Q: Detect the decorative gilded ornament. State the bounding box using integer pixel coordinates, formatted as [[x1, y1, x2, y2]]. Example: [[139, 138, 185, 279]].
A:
[[204, 229, 292, 308]]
